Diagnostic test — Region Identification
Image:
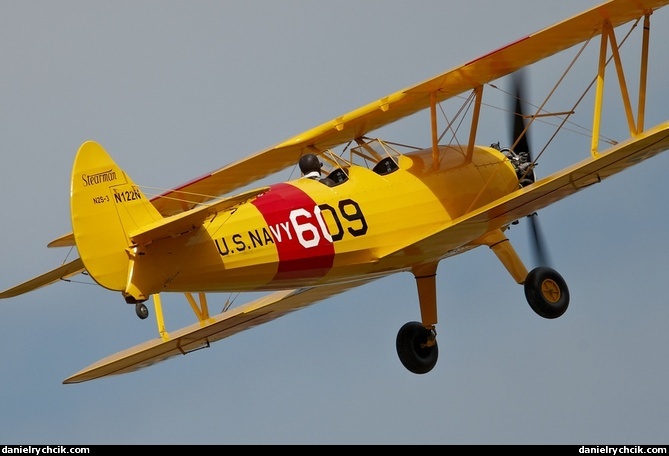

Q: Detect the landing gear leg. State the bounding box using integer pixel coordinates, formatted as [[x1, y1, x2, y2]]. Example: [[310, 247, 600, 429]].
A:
[[477, 229, 569, 319], [396, 263, 439, 374]]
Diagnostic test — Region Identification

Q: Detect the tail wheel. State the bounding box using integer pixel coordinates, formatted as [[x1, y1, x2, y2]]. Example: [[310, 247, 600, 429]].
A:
[[524, 266, 569, 319], [396, 321, 438, 374], [135, 302, 149, 320]]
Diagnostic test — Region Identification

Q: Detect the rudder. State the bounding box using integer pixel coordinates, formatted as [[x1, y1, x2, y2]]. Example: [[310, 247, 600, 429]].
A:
[[70, 141, 161, 294]]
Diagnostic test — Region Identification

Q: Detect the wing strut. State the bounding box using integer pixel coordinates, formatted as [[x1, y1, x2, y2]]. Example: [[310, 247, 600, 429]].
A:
[[466, 86, 484, 164], [185, 292, 210, 321], [430, 91, 439, 168], [151, 291, 212, 342], [592, 13, 653, 155], [605, 20, 637, 137], [412, 263, 438, 328], [637, 13, 651, 133], [429, 85, 483, 167], [152, 294, 169, 341]]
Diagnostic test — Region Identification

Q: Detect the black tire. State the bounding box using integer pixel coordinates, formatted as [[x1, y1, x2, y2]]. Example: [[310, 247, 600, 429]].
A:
[[524, 266, 569, 319], [396, 321, 438, 374], [135, 302, 149, 320]]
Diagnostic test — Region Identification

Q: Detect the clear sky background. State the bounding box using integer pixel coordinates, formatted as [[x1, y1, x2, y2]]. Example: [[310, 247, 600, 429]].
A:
[[1, 0, 669, 445]]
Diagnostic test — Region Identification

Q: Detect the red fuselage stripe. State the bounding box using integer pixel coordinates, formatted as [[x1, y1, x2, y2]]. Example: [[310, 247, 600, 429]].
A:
[[251, 183, 335, 281]]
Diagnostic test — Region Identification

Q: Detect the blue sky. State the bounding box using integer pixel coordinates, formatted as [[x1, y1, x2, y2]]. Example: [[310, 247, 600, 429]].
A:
[[1, 0, 669, 444]]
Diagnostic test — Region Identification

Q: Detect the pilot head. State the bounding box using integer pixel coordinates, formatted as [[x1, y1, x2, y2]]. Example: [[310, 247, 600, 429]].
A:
[[299, 153, 322, 176]]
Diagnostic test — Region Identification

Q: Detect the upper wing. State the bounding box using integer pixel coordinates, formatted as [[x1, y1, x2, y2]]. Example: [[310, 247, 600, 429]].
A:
[[150, 0, 669, 216], [63, 277, 378, 384], [380, 121, 669, 259]]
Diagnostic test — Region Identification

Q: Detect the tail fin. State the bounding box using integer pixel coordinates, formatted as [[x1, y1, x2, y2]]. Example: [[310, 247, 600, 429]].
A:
[[71, 141, 162, 296]]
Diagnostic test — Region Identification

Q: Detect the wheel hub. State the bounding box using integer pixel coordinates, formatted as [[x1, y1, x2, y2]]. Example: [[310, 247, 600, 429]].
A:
[[540, 278, 561, 303]]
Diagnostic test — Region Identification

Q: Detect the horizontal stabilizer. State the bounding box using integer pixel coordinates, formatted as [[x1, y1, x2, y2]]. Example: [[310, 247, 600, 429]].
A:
[[128, 187, 269, 246], [0, 258, 84, 299], [48, 233, 75, 248], [63, 277, 376, 383], [48, 187, 269, 248]]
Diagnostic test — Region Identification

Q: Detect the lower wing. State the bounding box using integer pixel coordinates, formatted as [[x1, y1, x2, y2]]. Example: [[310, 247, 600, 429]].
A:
[[63, 277, 378, 384]]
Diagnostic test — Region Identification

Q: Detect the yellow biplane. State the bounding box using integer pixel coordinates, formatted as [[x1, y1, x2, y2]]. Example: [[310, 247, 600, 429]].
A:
[[3, 0, 669, 384]]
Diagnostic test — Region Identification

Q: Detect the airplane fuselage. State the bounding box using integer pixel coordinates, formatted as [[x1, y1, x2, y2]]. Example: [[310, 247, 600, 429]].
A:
[[140, 145, 520, 294]]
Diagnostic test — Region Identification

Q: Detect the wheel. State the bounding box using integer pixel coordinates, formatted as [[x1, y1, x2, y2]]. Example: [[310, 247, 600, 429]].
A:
[[396, 321, 438, 374], [135, 302, 149, 320], [524, 266, 569, 319]]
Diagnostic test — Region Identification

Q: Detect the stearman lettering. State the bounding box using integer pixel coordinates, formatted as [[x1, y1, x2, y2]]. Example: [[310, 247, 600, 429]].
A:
[[81, 169, 117, 187]]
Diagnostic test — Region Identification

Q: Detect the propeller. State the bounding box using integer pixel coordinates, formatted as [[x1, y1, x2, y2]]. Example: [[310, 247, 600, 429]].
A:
[[509, 71, 551, 268], [527, 211, 550, 268], [511, 72, 535, 186]]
